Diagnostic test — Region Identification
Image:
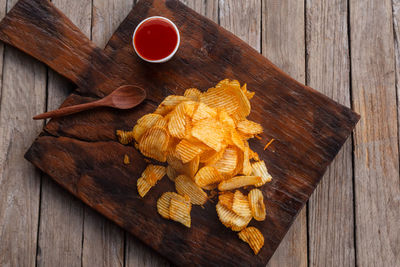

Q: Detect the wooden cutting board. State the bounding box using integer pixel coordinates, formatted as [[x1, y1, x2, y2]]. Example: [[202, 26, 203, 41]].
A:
[[0, 0, 359, 266]]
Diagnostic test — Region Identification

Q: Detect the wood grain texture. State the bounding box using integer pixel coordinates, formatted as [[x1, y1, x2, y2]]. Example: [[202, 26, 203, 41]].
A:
[[0, 0, 45, 265], [83, 1, 130, 267], [394, 1, 400, 155], [219, 0, 261, 51], [306, 0, 355, 266], [350, 0, 400, 265], [36, 1, 91, 266], [0, 0, 359, 265], [261, 1, 307, 266]]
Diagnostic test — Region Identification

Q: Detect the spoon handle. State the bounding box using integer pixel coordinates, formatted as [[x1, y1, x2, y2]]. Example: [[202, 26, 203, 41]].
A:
[[33, 100, 104, 120]]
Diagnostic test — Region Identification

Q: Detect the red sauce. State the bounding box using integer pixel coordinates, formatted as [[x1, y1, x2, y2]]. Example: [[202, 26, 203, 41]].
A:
[[134, 18, 178, 61]]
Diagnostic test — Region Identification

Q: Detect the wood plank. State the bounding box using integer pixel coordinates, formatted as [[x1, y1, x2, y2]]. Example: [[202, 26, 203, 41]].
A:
[[261, 1, 307, 266], [81, 1, 128, 267], [219, 0, 261, 51], [350, 0, 400, 265], [0, 0, 359, 265], [36, 0, 91, 266], [394, 0, 400, 153], [0, 0, 45, 265], [306, 0, 355, 265]]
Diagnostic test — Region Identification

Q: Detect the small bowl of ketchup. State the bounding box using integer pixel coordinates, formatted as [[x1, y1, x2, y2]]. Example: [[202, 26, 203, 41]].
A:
[[133, 16, 180, 63]]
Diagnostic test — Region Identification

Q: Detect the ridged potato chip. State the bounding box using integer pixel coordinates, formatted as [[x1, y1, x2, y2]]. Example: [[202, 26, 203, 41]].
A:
[[242, 145, 252, 176], [154, 95, 189, 115], [175, 175, 208, 205], [241, 83, 255, 100], [166, 165, 177, 182], [200, 85, 239, 115], [251, 160, 272, 186], [211, 146, 238, 175], [192, 102, 218, 123], [216, 202, 252, 231], [142, 165, 166, 186], [191, 118, 224, 151], [176, 139, 204, 163], [218, 109, 236, 129], [230, 129, 245, 151], [248, 189, 266, 221], [137, 165, 166, 197], [137, 177, 152, 197], [202, 183, 218, 190], [184, 88, 202, 101], [232, 148, 243, 176], [218, 191, 234, 209], [218, 176, 263, 191], [238, 227, 264, 255], [157, 192, 176, 219], [116, 129, 134, 144], [232, 191, 252, 218], [139, 126, 169, 162], [169, 194, 192, 228], [194, 166, 224, 187], [168, 103, 187, 139], [237, 119, 263, 135]]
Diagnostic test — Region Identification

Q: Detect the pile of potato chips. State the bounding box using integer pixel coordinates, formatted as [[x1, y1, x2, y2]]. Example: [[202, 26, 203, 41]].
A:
[[117, 79, 272, 255]]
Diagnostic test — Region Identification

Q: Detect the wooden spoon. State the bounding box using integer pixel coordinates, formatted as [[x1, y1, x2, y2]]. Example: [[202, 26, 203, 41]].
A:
[[33, 85, 146, 120]]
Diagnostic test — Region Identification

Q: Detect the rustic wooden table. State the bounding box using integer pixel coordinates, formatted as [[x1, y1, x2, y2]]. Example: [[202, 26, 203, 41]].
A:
[[0, 0, 399, 266]]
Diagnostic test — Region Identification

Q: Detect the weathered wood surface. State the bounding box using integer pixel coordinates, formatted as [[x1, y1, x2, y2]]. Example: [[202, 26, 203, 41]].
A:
[[8, 0, 400, 266], [350, 0, 400, 266], [261, 1, 307, 266], [306, 0, 356, 266], [0, 0, 45, 266]]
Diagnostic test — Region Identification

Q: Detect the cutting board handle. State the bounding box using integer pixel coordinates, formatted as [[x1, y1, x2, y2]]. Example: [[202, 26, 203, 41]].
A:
[[0, 0, 117, 97]]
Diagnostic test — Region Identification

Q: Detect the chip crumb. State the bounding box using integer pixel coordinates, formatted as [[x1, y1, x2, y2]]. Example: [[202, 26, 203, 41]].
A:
[[263, 138, 275, 150], [123, 154, 130, 165]]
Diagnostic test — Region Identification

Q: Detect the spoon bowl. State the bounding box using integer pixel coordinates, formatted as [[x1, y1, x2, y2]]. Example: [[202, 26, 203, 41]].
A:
[[33, 85, 147, 120]]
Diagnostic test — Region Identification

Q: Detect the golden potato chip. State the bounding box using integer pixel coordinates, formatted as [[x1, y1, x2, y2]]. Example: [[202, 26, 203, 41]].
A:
[[137, 165, 166, 197], [232, 148, 243, 176], [218, 191, 234, 210], [202, 183, 218, 190], [142, 165, 166, 186], [184, 88, 202, 101], [123, 154, 130, 165], [137, 177, 152, 197], [210, 146, 238, 175], [240, 83, 255, 100], [230, 129, 245, 151], [216, 202, 252, 231], [200, 85, 239, 115], [116, 129, 134, 145], [175, 175, 208, 205], [238, 227, 264, 255], [191, 118, 224, 151], [154, 95, 189, 115], [132, 114, 164, 142], [242, 145, 252, 176], [194, 166, 224, 187], [139, 126, 169, 162], [169, 194, 192, 228], [249, 148, 260, 161], [192, 102, 218, 123], [157, 192, 176, 219], [237, 119, 263, 135], [248, 189, 266, 221], [232, 190, 252, 218], [182, 100, 199, 118], [166, 165, 177, 182], [175, 139, 203, 163], [183, 155, 200, 178], [168, 104, 187, 139], [251, 160, 272, 186], [226, 81, 251, 118], [218, 176, 263, 191], [199, 149, 218, 163], [218, 109, 236, 129]]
